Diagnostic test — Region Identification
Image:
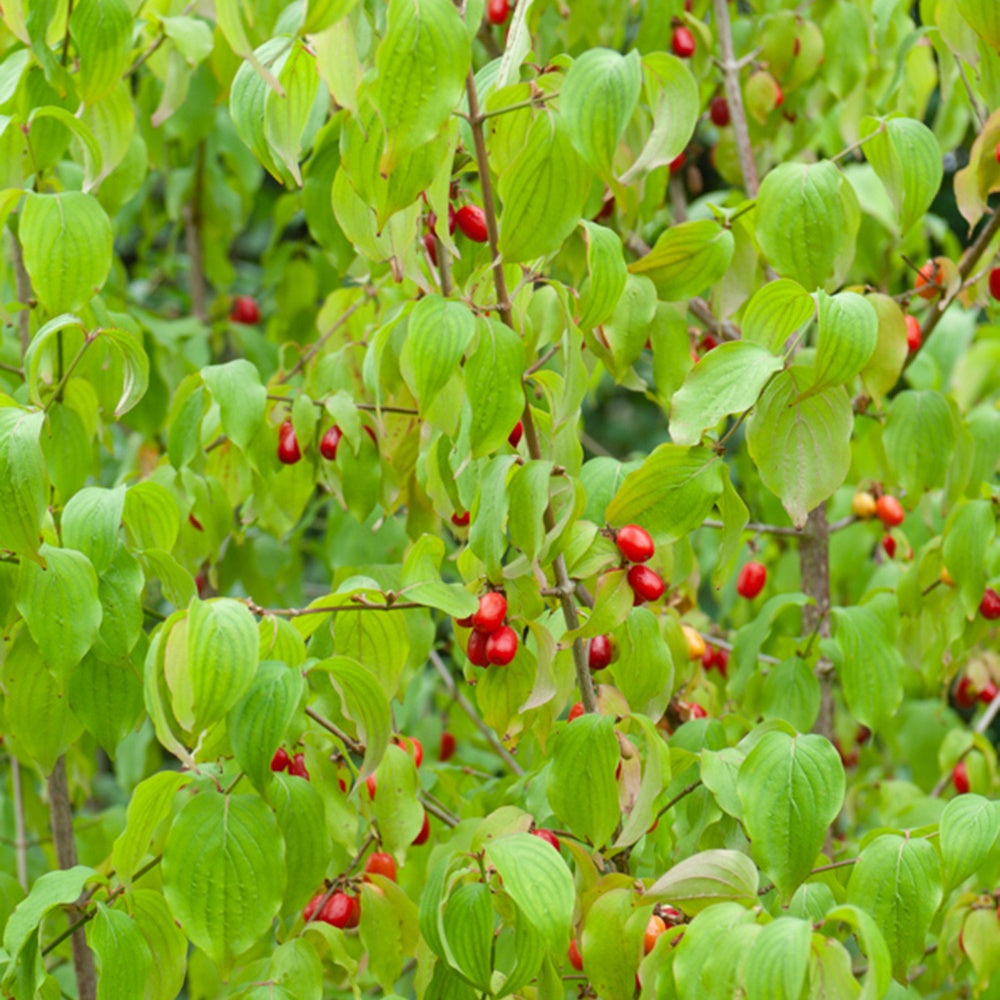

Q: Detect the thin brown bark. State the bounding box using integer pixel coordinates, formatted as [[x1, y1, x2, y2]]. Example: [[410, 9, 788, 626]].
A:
[[800, 504, 834, 742]]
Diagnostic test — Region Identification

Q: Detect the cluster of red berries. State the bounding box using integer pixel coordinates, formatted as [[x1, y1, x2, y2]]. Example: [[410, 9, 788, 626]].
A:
[[615, 524, 665, 604], [302, 851, 399, 929], [954, 674, 999, 709], [459, 592, 519, 666], [702, 642, 729, 676], [424, 203, 491, 265], [270, 747, 309, 779], [277, 420, 376, 466], [568, 905, 683, 974]]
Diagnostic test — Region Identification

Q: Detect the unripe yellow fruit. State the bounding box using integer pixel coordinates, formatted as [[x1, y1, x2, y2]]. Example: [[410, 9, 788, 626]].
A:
[[681, 624, 706, 661], [851, 491, 877, 518], [941, 566, 955, 587]]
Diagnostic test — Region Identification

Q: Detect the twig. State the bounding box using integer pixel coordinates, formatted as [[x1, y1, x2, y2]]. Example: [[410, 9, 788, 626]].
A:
[[830, 122, 886, 163], [429, 649, 525, 776], [975, 686, 1000, 735], [464, 69, 598, 716], [11, 758, 28, 891], [652, 780, 702, 824], [712, 0, 758, 196], [418, 792, 460, 827], [10, 234, 33, 360], [523, 344, 560, 379], [279, 297, 368, 383], [124, 2, 197, 78], [955, 57, 987, 131], [800, 505, 834, 749], [245, 597, 425, 617], [304, 706, 364, 756], [43, 331, 92, 412], [695, 631, 781, 665], [700, 518, 800, 537], [183, 142, 207, 323], [687, 296, 741, 341]]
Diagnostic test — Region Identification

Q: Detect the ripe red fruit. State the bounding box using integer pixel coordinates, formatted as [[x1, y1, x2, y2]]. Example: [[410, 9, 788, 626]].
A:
[[978, 680, 998, 704], [303, 891, 325, 922], [366, 773, 378, 799], [645, 913, 667, 954], [709, 96, 730, 126], [395, 735, 423, 768], [989, 267, 1000, 301], [270, 748, 290, 772], [277, 421, 301, 464], [486, 625, 519, 665], [454, 205, 489, 243], [672, 25, 695, 57], [486, 0, 510, 25], [412, 811, 431, 845], [319, 425, 342, 460], [736, 562, 766, 599], [230, 294, 260, 324], [467, 628, 491, 667], [875, 494, 905, 528], [980, 587, 1000, 620], [473, 592, 507, 632], [689, 703, 707, 719], [321, 891, 360, 929], [914, 261, 942, 300], [588, 634, 613, 671], [955, 676, 977, 708], [288, 753, 310, 779], [530, 828, 561, 851], [568, 939, 584, 971], [904, 315, 921, 352], [568, 702, 584, 721], [628, 564, 665, 604], [881, 534, 896, 559], [363, 852, 397, 882], [669, 151, 686, 173], [439, 731, 457, 762], [508, 420, 524, 448], [702, 645, 728, 677], [952, 760, 970, 795], [616, 524, 655, 563], [423, 232, 438, 267], [451, 511, 470, 527]]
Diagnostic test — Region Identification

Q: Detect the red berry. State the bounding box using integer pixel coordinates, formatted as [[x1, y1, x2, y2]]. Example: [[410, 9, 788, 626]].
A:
[[451, 511, 470, 527], [669, 151, 686, 173], [702, 645, 728, 677], [954, 676, 977, 708], [736, 562, 766, 599], [508, 420, 523, 448], [978, 680, 998, 704], [588, 634, 613, 671], [628, 565, 665, 604], [645, 914, 667, 954], [439, 731, 457, 762], [672, 25, 695, 57], [530, 828, 561, 851], [412, 811, 431, 845], [366, 773, 377, 799], [270, 747, 290, 772], [288, 753, 310, 780], [486, 625, 519, 665], [616, 524, 655, 563], [689, 703, 707, 719], [319, 425, 342, 461], [904, 315, 921, 352], [486, 0, 510, 25], [454, 205, 489, 243], [568, 702, 584, 721], [277, 421, 301, 465], [473, 592, 507, 632], [230, 295, 260, 325], [467, 628, 491, 667], [455, 611, 476, 628], [952, 760, 970, 795], [709, 96, 730, 126], [881, 534, 896, 559], [990, 268, 1000, 301], [568, 940, 584, 971], [303, 891, 325, 922], [980, 587, 1000, 620], [395, 735, 423, 768], [915, 261, 942, 300], [363, 852, 397, 882], [875, 494, 905, 528], [423, 232, 438, 267], [321, 891, 360, 929]]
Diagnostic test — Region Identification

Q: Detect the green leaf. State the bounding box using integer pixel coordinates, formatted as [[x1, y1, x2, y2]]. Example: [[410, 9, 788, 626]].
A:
[[561, 48, 642, 180], [230, 40, 288, 183], [265, 40, 318, 187], [271, 775, 330, 915], [741, 278, 815, 353], [507, 460, 552, 561], [939, 794, 1000, 889], [401, 295, 475, 414], [160, 15, 214, 65], [546, 713, 620, 847], [486, 833, 575, 949], [358, 880, 419, 992], [745, 367, 853, 528], [498, 114, 591, 263], [304, 0, 361, 32], [628, 219, 735, 301], [943, 500, 995, 617], [123, 481, 180, 552], [162, 791, 286, 973], [112, 771, 193, 888], [442, 882, 494, 990], [17, 544, 101, 677], [823, 905, 892, 1000], [69, 0, 133, 103], [808, 291, 878, 396], [20, 191, 113, 313], [128, 889, 189, 1000], [97, 324, 151, 413], [464, 316, 526, 458], [373, 0, 469, 172], [760, 657, 820, 733], [670, 341, 783, 446], [755, 161, 858, 291], [370, 744, 425, 855], [28, 105, 104, 190], [611, 607, 673, 720], [711, 470, 750, 592], [87, 902, 153, 1000], [581, 888, 640, 1000], [0, 408, 47, 564], [332, 603, 411, 697], [215, 0, 283, 94], [620, 51, 699, 183], [671, 903, 760, 999], [827, 597, 905, 734], [846, 834, 943, 981], [68, 652, 144, 756], [202, 360, 266, 452], [228, 662, 305, 794], [728, 593, 812, 697], [605, 444, 723, 541], [737, 731, 845, 900], [577, 221, 628, 331], [602, 273, 658, 376], [648, 849, 759, 913], [60, 485, 125, 574], [469, 455, 516, 580], [743, 917, 811, 1000], [957, 0, 1000, 48], [400, 535, 478, 618], [860, 293, 908, 406], [883, 390, 955, 499]]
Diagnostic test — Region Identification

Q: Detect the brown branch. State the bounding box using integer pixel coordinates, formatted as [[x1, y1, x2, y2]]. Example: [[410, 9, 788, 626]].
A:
[[418, 791, 460, 827], [652, 780, 703, 825], [801, 504, 834, 743], [712, 0, 758, 196], [304, 706, 365, 756], [10, 233, 33, 360], [279, 296, 368, 383], [463, 69, 598, 716], [700, 518, 801, 537], [246, 597, 425, 617], [183, 142, 207, 324]]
